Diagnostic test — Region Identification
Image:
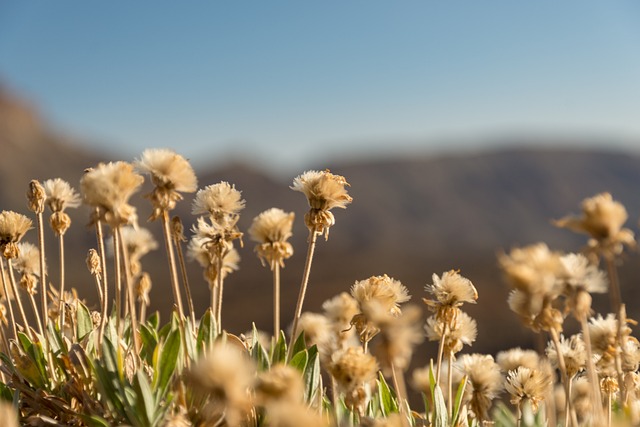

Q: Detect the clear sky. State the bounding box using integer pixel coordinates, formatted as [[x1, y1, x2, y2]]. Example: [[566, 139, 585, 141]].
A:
[[1, 1, 640, 172]]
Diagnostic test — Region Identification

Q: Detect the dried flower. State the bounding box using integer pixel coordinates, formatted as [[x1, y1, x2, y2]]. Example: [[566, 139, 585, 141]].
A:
[[0, 211, 32, 259], [555, 192, 635, 259], [26, 180, 46, 214], [249, 208, 295, 269], [329, 346, 378, 413], [192, 181, 245, 224], [291, 169, 352, 239], [86, 249, 102, 278], [424, 270, 477, 325], [505, 366, 552, 413], [188, 234, 240, 286], [135, 272, 152, 306], [118, 226, 158, 276], [457, 353, 503, 421], [351, 274, 410, 317], [43, 178, 81, 212], [255, 364, 304, 405], [81, 162, 144, 227], [293, 312, 332, 350], [545, 334, 586, 378], [425, 310, 477, 355], [323, 292, 360, 346], [496, 348, 541, 373], [14, 242, 41, 294], [558, 253, 607, 319], [263, 401, 328, 427], [373, 305, 424, 373], [137, 148, 197, 220]]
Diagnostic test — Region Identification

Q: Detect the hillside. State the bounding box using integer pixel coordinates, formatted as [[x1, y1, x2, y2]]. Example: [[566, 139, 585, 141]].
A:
[[2, 86, 640, 356]]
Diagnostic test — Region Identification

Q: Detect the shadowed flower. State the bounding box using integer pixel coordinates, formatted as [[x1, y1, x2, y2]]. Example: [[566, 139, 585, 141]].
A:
[[554, 192, 635, 259], [505, 366, 552, 413], [118, 226, 158, 276], [264, 401, 328, 427], [496, 348, 541, 373], [558, 253, 607, 319], [424, 270, 477, 323], [329, 346, 378, 413], [14, 242, 42, 294], [188, 235, 240, 286], [248, 208, 294, 269], [545, 334, 586, 378], [291, 169, 352, 239], [426, 310, 477, 355], [372, 304, 424, 373], [457, 353, 503, 422], [0, 211, 32, 259], [255, 364, 304, 405], [136, 148, 197, 220], [293, 312, 332, 350], [323, 292, 360, 344], [81, 161, 144, 227]]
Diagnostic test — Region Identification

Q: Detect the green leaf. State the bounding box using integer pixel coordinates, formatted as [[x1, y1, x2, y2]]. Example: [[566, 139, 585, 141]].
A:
[[147, 311, 160, 330], [135, 370, 156, 427], [76, 301, 94, 341], [139, 324, 159, 364], [81, 415, 111, 427], [452, 374, 468, 426], [377, 372, 398, 416], [154, 329, 181, 395], [432, 384, 448, 427], [271, 330, 287, 365], [304, 345, 321, 403], [289, 350, 308, 373], [250, 323, 270, 371], [196, 309, 216, 353], [291, 331, 306, 355]]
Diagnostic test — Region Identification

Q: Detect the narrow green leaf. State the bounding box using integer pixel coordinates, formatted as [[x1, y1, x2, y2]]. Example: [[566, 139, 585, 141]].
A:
[[377, 372, 398, 416], [432, 384, 448, 427], [271, 330, 287, 364], [196, 309, 216, 353], [452, 374, 468, 426], [291, 331, 306, 355], [81, 415, 111, 427], [289, 349, 308, 373], [139, 324, 159, 364], [76, 301, 93, 341], [147, 311, 160, 330], [155, 329, 181, 395], [135, 371, 155, 427], [304, 345, 321, 402]]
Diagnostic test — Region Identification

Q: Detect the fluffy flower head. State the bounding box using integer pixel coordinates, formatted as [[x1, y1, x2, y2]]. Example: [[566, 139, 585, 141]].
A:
[[137, 148, 197, 193], [249, 208, 294, 268], [0, 211, 32, 258], [192, 181, 245, 220], [351, 274, 410, 317], [43, 178, 81, 212]]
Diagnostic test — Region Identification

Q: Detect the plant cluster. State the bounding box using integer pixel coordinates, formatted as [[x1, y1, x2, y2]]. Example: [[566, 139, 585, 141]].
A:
[[0, 149, 639, 427]]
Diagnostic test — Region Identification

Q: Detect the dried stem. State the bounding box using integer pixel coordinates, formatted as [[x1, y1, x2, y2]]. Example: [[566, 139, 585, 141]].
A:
[[173, 233, 196, 330], [113, 231, 123, 338], [35, 211, 48, 336], [390, 363, 409, 427], [435, 322, 449, 385], [216, 255, 224, 334], [57, 234, 66, 328], [7, 259, 32, 338], [116, 227, 141, 355], [549, 328, 574, 427], [0, 260, 17, 339], [447, 351, 453, 418], [95, 217, 109, 351], [580, 314, 604, 424], [26, 291, 43, 338], [287, 227, 318, 360], [272, 261, 280, 336]]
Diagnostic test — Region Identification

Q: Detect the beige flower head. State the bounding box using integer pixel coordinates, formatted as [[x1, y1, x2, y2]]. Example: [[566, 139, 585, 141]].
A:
[[351, 274, 411, 317], [293, 312, 332, 350], [322, 291, 360, 340], [26, 180, 46, 214], [457, 353, 503, 422], [137, 148, 198, 219], [425, 310, 477, 355], [119, 226, 158, 275], [254, 363, 304, 405], [505, 366, 552, 413], [329, 346, 378, 413], [14, 242, 41, 277], [545, 334, 586, 378], [248, 208, 294, 269], [373, 304, 424, 372], [192, 181, 245, 222], [263, 401, 328, 427], [555, 192, 635, 258], [43, 178, 81, 212], [559, 253, 607, 319], [188, 235, 240, 286], [81, 161, 144, 227], [424, 270, 477, 324], [496, 348, 541, 373], [0, 210, 32, 259], [291, 169, 352, 238], [498, 243, 563, 296]]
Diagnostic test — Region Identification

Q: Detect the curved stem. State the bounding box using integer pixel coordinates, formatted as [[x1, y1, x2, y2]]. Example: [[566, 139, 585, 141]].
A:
[[580, 315, 604, 424], [216, 255, 224, 334], [7, 259, 32, 338], [35, 212, 47, 337], [287, 228, 318, 360], [113, 232, 123, 340], [174, 235, 196, 330], [0, 260, 17, 339], [95, 218, 108, 352], [273, 261, 280, 336], [116, 227, 141, 355], [58, 234, 66, 328]]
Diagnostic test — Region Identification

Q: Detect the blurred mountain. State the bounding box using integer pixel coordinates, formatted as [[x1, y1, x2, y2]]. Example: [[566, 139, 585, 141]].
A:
[[2, 85, 640, 357]]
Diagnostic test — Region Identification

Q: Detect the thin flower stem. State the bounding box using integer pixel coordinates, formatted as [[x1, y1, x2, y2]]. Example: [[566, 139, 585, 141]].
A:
[[27, 291, 43, 338], [287, 227, 318, 360], [139, 299, 147, 326], [0, 260, 16, 339], [272, 261, 280, 336], [607, 391, 612, 427], [605, 256, 621, 315], [615, 304, 627, 404], [113, 232, 123, 340], [95, 217, 109, 351], [7, 259, 32, 338], [447, 351, 453, 419], [216, 255, 224, 334], [116, 227, 141, 355], [549, 328, 573, 427], [161, 211, 186, 316], [390, 363, 409, 427], [435, 323, 449, 385], [35, 211, 48, 337], [57, 234, 66, 328], [174, 234, 196, 331], [330, 375, 340, 426], [580, 314, 604, 424]]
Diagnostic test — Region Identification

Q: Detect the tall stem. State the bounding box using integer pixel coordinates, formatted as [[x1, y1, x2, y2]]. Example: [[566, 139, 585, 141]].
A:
[[35, 212, 48, 337], [580, 315, 604, 424], [287, 228, 318, 359], [215, 255, 224, 334], [605, 256, 621, 315], [116, 227, 141, 354], [390, 363, 409, 427], [0, 260, 17, 339], [27, 291, 43, 338], [113, 231, 123, 339], [95, 217, 109, 351], [7, 260, 33, 338], [57, 234, 66, 328], [174, 235, 196, 330], [447, 351, 453, 419], [435, 323, 449, 385], [549, 328, 573, 427], [273, 261, 280, 336]]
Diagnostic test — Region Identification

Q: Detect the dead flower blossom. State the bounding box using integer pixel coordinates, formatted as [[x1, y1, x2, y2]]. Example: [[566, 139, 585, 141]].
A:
[[80, 161, 144, 227], [558, 253, 607, 319], [329, 346, 379, 413], [254, 364, 304, 405], [192, 181, 245, 224], [248, 208, 295, 269], [0, 211, 32, 259], [545, 334, 587, 378], [14, 242, 42, 294], [424, 270, 477, 324], [457, 353, 503, 422], [425, 309, 477, 355], [291, 169, 352, 239], [136, 148, 197, 220], [505, 366, 552, 413]]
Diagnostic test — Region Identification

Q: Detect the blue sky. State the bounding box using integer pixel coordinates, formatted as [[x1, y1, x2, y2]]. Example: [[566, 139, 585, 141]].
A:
[[1, 1, 640, 172]]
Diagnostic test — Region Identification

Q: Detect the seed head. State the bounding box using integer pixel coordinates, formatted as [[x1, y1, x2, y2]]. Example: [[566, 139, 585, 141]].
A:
[[248, 208, 294, 269], [424, 270, 477, 325], [254, 364, 304, 405], [372, 305, 424, 373], [86, 249, 102, 278], [26, 180, 46, 214], [351, 274, 410, 317], [291, 169, 352, 239], [425, 310, 477, 355], [457, 353, 503, 422], [43, 178, 81, 212], [0, 211, 32, 259], [118, 226, 158, 275], [81, 162, 144, 227], [496, 348, 541, 373], [505, 366, 552, 413], [192, 181, 245, 222], [545, 334, 586, 378]]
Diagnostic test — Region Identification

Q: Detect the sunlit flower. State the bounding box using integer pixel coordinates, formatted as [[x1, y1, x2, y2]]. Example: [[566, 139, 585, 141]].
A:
[[291, 169, 352, 238], [545, 334, 586, 378], [81, 161, 144, 227], [424, 270, 477, 324], [329, 346, 378, 413], [192, 181, 245, 223], [14, 242, 42, 294], [351, 274, 410, 317], [254, 364, 304, 405], [248, 208, 294, 269], [425, 310, 477, 355], [496, 348, 541, 373], [505, 366, 552, 413], [457, 353, 503, 422], [43, 178, 81, 212], [118, 226, 158, 275], [0, 211, 32, 259]]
